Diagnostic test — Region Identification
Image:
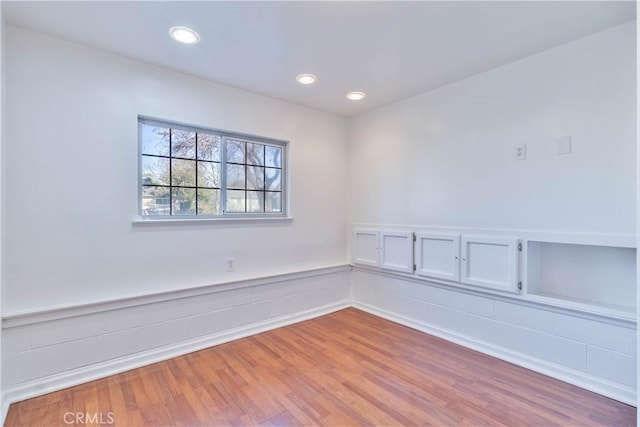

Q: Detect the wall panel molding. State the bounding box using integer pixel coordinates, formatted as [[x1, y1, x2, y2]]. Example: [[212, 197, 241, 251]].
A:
[[3, 299, 350, 408], [1, 265, 636, 417], [353, 301, 636, 406], [3, 265, 351, 328], [2, 265, 352, 416], [352, 265, 635, 327]]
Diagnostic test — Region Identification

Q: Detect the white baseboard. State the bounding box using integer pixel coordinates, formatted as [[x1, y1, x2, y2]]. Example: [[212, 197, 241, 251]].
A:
[[353, 301, 636, 406], [2, 299, 351, 410]]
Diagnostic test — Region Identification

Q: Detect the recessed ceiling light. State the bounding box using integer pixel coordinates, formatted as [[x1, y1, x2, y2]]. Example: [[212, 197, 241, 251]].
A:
[[296, 74, 317, 85], [346, 91, 366, 101], [169, 26, 200, 44]]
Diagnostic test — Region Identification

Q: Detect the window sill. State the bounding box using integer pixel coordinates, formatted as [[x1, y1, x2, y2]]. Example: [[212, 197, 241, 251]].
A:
[[131, 216, 294, 226]]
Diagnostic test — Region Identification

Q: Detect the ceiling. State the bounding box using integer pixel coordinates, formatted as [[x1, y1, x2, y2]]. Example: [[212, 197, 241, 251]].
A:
[[2, 1, 636, 117]]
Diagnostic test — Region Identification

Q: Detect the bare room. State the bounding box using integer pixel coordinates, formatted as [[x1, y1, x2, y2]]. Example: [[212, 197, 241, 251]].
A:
[[0, 1, 637, 425]]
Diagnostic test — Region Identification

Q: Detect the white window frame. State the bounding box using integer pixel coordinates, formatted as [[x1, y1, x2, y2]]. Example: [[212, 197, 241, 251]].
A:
[[138, 116, 289, 220]]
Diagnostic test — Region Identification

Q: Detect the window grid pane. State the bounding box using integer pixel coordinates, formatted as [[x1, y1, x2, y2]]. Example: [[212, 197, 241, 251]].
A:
[[140, 119, 285, 217], [197, 161, 220, 188], [197, 134, 221, 161], [197, 189, 221, 215], [226, 190, 246, 213], [141, 124, 170, 156], [222, 140, 273, 213], [171, 159, 196, 187], [226, 164, 246, 189], [171, 188, 196, 215], [246, 143, 265, 166], [171, 129, 196, 159]]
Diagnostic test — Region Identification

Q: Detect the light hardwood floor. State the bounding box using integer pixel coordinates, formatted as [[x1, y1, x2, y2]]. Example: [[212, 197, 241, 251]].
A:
[[5, 308, 636, 426]]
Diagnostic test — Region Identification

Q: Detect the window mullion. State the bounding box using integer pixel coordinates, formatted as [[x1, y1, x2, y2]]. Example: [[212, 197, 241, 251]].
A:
[[244, 142, 248, 213], [221, 136, 228, 215], [262, 144, 266, 212], [195, 133, 199, 215], [169, 128, 173, 215]]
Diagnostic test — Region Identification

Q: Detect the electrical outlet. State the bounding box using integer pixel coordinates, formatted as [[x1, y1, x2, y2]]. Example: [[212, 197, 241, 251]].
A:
[[514, 144, 526, 160], [226, 257, 235, 272]]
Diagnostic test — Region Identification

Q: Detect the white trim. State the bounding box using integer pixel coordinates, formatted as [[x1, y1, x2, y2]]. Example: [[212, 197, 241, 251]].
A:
[[351, 265, 636, 326], [352, 223, 636, 248], [352, 301, 636, 406], [3, 265, 351, 328], [132, 216, 294, 225], [2, 299, 351, 408]]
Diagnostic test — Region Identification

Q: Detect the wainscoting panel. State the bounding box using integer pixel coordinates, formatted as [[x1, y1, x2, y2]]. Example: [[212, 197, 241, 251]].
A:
[[2, 265, 637, 416], [351, 268, 637, 405], [2, 266, 351, 407]]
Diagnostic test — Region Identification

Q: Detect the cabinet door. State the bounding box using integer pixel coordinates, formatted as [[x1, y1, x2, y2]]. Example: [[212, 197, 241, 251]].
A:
[[415, 233, 461, 281], [461, 236, 519, 293], [353, 229, 380, 267], [380, 231, 414, 273]]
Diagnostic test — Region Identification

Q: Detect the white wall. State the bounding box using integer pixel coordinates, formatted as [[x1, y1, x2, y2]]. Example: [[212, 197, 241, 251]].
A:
[[1, 25, 352, 407], [348, 21, 637, 404], [3, 26, 349, 313], [348, 21, 636, 235]]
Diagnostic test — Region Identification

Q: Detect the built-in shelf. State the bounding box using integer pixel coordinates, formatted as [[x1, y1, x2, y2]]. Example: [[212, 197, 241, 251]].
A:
[[352, 225, 637, 321], [524, 241, 636, 313], [523, 293, 636, 319]]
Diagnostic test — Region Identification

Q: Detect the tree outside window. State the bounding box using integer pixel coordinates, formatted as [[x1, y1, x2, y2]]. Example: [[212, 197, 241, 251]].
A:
[[139, 118, 286, 218]]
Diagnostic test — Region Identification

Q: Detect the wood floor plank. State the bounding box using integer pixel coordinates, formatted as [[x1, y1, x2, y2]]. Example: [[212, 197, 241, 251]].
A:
[[4, 308, 636, 426]]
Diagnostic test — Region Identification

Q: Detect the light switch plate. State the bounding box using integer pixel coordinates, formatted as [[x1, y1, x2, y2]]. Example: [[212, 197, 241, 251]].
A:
[[558, 136, 572, 155]]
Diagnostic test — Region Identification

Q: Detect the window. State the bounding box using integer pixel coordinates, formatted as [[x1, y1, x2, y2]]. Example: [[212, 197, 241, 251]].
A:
[[139, 117, 287, 218]]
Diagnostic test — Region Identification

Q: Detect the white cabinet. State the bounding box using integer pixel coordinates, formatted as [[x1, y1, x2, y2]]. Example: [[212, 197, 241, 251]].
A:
[[460, 236, 519, 293], [415, 233, 460, 281], [380, 231, 414, 273], [353, 227, 520, 294], [353, 229, 413, 272], [353, 229, 379, 267], [352, 225, 636, 318]]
